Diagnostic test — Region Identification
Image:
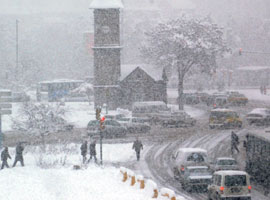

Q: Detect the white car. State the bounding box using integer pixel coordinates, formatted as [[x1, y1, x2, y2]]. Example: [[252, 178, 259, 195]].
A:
[[208, 170, 251, 200], [117, 117, 151, 133], [172, 148, 209, 180], [211, 157, 239, 171], [246, 108, 270, 125]]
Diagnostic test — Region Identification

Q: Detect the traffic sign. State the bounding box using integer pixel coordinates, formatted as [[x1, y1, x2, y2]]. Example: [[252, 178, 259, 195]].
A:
[[0, 97, 12, 102], [0, 104, 12, 109], [0, 91, 11, 96], [0, 110, 12, 115]]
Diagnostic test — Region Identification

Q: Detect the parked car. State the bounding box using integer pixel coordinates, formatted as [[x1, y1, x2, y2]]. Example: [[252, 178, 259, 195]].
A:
[[159, 111, 196, 128], [87, 119, 127, 138], [208, 170, 251, 200], [246, 108, 270, 126], [181, 166, 212, 192], [117, 117, 151, 133], [211, 157, 239, 172], [209, 109, 242, 129], [172, 148, 209, 180]]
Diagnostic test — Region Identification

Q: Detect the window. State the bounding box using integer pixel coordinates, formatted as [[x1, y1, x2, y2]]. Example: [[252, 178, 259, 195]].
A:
[[225, 175, 247, 186], [216, 175, 222, 186], [187, 153, 205, 162]]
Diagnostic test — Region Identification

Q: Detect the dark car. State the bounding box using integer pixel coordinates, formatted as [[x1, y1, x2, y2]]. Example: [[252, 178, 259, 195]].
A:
[[87, 119, 127, 138], [180, 166, 212, 192]]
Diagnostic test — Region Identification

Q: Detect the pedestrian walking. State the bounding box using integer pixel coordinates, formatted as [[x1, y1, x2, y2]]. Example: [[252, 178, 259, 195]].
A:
[[13, 142, 25, 167], [1, 147, 11, 169], [88, 140, 97, 163], [132, 137, 143, 161], [231, 131, 240, 155], [80, 141, 88, 164]]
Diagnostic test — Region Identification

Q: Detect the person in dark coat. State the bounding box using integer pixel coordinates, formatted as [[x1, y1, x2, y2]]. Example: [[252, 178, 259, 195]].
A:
[[231, 131, 240, 155], [132, 137, 143, 161], [80, 141, 88, 164], [88, 140, 97, 163], [1, 147, 11, 169], [13, 142, 25, 167]]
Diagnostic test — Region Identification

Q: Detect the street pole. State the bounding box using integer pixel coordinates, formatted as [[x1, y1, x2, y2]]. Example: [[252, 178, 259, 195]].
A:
[[16, 19, 19, 81], [100, 128, 103, 165]]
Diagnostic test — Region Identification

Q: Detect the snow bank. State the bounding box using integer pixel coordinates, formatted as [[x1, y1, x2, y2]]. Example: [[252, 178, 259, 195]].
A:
[[0, 165, 147, 200]]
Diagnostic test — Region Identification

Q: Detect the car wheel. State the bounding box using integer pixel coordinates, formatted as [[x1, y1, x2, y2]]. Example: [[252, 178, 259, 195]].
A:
[[209, 125, 214, 129]]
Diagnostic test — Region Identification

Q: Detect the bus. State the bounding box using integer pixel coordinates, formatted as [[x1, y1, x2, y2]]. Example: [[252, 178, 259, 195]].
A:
[[36, 79, 84, 102], [245, 129, 270, 191]]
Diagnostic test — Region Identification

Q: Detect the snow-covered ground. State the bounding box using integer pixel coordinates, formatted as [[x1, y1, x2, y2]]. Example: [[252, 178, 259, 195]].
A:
[[2, 101, 204, 132], [0, 143, 147, 200]]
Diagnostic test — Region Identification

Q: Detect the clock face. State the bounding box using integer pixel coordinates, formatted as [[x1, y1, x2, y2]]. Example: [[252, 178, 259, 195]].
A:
[[101, 25, 111, 34]]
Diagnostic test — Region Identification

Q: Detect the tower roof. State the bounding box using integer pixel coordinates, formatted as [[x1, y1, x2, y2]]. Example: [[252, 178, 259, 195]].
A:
[[89, 0, 124, 9]]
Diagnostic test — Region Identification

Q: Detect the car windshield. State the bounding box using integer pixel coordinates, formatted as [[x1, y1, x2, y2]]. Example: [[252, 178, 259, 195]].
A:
[[217, 160, 237, 165], [225, 175, 247, 186], [188, 168, 210, 176], [88, 120, 98, 126]]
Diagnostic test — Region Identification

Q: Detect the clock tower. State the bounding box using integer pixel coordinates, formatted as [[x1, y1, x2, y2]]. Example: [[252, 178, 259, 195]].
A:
[[89, 0, 124, 109]]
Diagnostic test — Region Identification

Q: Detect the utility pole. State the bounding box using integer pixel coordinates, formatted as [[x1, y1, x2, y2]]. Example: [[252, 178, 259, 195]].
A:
[[16, 19, 19, 81]]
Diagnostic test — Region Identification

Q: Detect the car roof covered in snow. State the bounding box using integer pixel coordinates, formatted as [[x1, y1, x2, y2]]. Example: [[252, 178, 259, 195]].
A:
[[216, 157, 236, 161], [89, 0, 124, 9], [211, 108, 235, 112], [214, 170, 248, 176], [186, 166, 209, 169], [177, 148, 207, 153], [248, 108, 270, 115]]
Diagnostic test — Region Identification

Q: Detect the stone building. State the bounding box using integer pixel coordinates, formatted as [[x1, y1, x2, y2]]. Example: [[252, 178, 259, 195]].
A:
[[89, 0, 167, 109]]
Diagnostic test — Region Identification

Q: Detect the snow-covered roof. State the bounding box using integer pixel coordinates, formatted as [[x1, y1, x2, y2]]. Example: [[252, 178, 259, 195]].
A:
[[236, 66, 270, 71], [248, 108, 270, 115], [121, 64, 162, 81], [214, 170, 248, 176], [89, 0, 124, 9], [178, 148, 207, 153]]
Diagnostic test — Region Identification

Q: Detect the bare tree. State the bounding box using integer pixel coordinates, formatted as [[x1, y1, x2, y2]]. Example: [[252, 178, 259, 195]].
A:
[[12, 102, 68, 148], [141, 16, 228, 109]]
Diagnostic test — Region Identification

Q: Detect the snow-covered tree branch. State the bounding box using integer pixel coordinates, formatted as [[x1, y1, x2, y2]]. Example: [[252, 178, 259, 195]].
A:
[[141, 16, 228, 109]]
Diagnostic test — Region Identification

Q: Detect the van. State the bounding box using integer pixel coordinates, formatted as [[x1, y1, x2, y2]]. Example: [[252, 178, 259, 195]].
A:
[[208, 170, 251, 200], [172, 148, 209, 179], [209, 109, 242, 129]]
